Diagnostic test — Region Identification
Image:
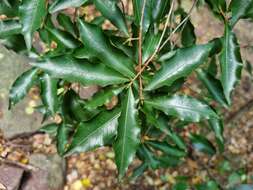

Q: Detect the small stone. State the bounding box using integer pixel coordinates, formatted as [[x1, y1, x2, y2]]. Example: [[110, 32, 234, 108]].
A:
[[192, 176, 203, 185], [81, 178, 91, 188], [98, 154, 106, 161], [145, 176, 155, 185], [105, 159, 116, 171], [67, 170, 79, 183], [70, 180, 84, 190], [106, 151, 115, 159], [20, 158, 29, 165], [167, 175, 176, 184], [54, 114, 62, 124], [94, 163, 100, 169], [43, 134, 52, 145]]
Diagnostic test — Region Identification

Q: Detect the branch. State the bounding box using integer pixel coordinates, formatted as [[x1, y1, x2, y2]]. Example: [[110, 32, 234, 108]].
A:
[[137, 0, 147, 103], [160, 0, 198, 51], [129, 0, 176, 85], [130, 0, 198, 84]]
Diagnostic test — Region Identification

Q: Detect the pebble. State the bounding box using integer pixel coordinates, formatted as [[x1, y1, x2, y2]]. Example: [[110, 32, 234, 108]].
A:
[[67, 170, 79, 183], [70, 180, 84, 190]]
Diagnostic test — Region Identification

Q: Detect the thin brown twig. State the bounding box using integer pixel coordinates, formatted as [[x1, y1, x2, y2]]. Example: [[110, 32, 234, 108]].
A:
[[74, 8, 79, 22], [123, 37, 139, 45], [137, 0, 147, 104], [129, 0, 198, 84], [160, 0, 198, 50], [129, 0, 176, 85]]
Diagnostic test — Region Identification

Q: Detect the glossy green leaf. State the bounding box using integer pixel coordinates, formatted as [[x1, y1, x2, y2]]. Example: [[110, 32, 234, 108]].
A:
[[158, 50, 177, 62], [205, 0, 226, 14], [142, 105, 186, 150], [39, 123, 59, 136], [62, 90, 100, 122], [146, 141, 186, 157], [113, 88, 140, 179], [145, 95, 218, 122], [31, 56, 129, 87], [137, 144, 160, 170], [0, 0, 19, 17], [86, 87, 124, 109], [142, 30, 161, 62], [209, 38, 222, 57], [93, 0, 129, 36], [3, 0, 11, 7], [230, 0, 253, 27], [130, 163, 148, 181], [133, 0, 152, 33], [57, 13, 77, 37], [77, 19, 135, 78], [49, 0, 88, 13], [197, 69, 228, 108], [39, 28, 51, 45], [110, 36, 134, 58], [220, 24, 242, 104], [19, 0, 47, 50], [172, 182, 189, 190], [66, 109, 120, 155], [145, 44, 212, 91], [195, 181, 219, 190], [208, 118, 224, 152], [0, 19, 22, 38], [169, 132, 187, 150], [46, 26, 80, 49], [57, 123, 70, 156], [157, 155, 182, 167], [41, 73, 59, 115], [73, 46, 97, 60], [190, 134, 216, 155], [181, 20, 196, 47], [151, 0, 170, 22], [5, 38, 24, 52], [9, 68, 39, 108], [91, 16, 106, 26]]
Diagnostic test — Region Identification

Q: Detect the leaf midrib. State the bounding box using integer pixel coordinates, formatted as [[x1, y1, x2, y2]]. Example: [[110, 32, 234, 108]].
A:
[[147, 99, 213, 117], [118, 92, 130, 173], [24, 0, 40, 33]]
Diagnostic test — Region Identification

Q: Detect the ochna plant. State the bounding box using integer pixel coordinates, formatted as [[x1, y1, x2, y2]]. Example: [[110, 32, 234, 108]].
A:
[[0, 0, 252, 179]]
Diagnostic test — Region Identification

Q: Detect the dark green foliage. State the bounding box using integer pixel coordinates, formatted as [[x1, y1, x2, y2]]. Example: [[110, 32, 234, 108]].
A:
[[4, 0, 248, 181]]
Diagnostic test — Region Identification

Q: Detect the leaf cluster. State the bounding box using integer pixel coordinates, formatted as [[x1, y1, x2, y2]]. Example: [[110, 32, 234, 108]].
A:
[[1, 0, 252, 179]]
